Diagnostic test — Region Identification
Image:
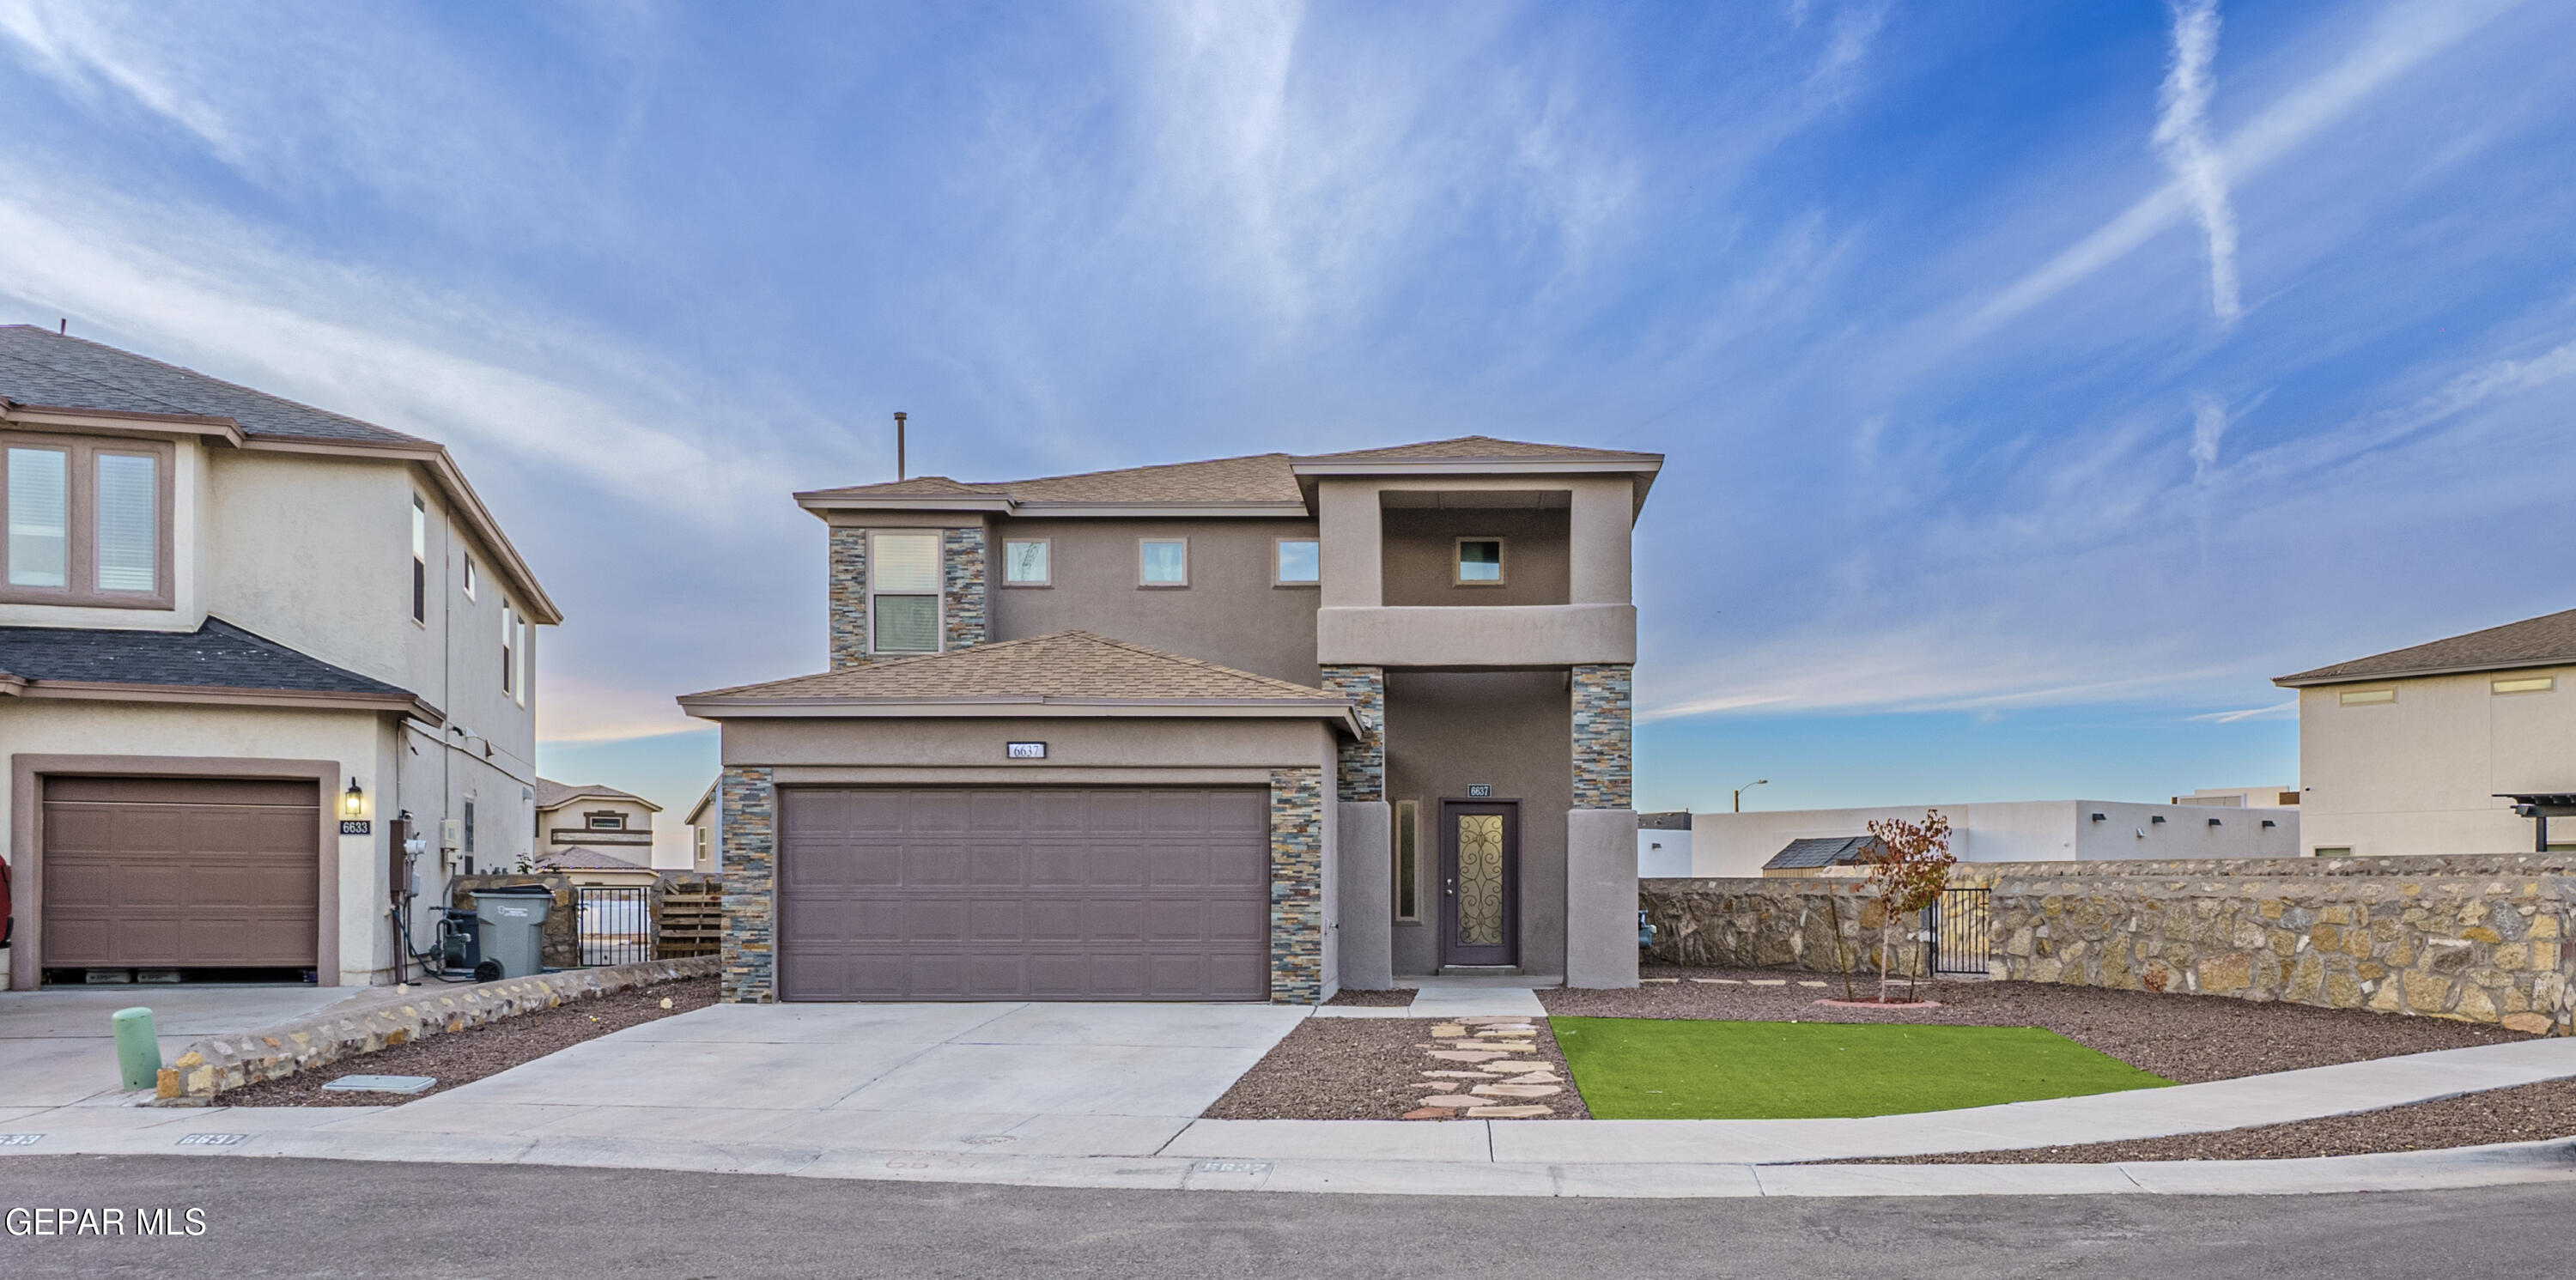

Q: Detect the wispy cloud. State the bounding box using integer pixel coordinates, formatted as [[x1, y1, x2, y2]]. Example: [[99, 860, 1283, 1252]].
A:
[[2187, 391, 2230, 481], [2190, 700, 2296, 724], [2153, 0, 2239, 325]]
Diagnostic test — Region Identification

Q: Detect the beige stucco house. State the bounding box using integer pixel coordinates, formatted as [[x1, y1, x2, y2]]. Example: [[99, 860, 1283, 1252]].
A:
[[678, 436, 1656, 1004], [2276, 608, 2576, 857], [534, 778, 659, 868], [0, 326, 558, 990], [683, 780, 717, 873]]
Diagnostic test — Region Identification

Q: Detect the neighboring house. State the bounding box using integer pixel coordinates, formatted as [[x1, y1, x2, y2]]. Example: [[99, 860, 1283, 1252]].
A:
[[2171, 786, 2300, 810], [1691, 799, 2300, 877], [532, 844, 659, 889], [683, 780, 717, 873], [1759, 834, 1881, 877], [534, 778, 661, 868], [1637, 810, 1691, 878], [0, 326, 557, 991], [678, 436, 1658, 1004], [2275, 608, 2576, 857]]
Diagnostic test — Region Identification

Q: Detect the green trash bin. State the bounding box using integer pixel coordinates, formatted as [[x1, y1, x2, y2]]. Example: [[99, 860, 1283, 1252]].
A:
[[471, 887, 554, 980]]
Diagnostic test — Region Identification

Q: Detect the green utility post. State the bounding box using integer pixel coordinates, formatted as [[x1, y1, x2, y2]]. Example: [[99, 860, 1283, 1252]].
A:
[[112, 1007, 161, 1092]]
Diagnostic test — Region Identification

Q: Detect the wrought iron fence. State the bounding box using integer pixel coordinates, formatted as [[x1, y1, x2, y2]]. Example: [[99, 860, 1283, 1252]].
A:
[[576, 887, 651, 967], [1923, 887, 1992, 976]]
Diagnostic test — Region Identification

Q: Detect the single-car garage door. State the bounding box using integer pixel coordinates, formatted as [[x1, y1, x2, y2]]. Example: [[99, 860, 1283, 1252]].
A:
[[777, 786, 1269, 1001], [40, 777, 320, 971]]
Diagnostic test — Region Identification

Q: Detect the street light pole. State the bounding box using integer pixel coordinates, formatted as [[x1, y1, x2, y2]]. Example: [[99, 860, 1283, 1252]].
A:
[[1734, 779, 1769, 813]]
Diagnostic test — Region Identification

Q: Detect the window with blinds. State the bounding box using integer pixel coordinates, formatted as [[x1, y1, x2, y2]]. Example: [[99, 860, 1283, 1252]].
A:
[[7, 446, 67, 588], [94, 453, 155, 591], [871, 532, 941, 653], [1, 437, 171, 606]]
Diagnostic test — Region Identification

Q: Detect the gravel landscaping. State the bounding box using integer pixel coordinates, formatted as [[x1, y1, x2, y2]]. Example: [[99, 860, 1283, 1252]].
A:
[[1542, 966, 2533, 1084], [1323, 987, 1417, 1007], [1205, 1016, 1591, 1120], [217, 977, 719, 1107]]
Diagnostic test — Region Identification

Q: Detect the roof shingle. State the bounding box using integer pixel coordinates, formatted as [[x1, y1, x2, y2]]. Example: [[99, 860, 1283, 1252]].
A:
[[2275, 608, 2576, 687], [0, 325, 423, 445], [535, 779, 663, 812], [0, 616, 419, 700], [1762, 835, 1880, 871], [683, 630, 1344, 704]]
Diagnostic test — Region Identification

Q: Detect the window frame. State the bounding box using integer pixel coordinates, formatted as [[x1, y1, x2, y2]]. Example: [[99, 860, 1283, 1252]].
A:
[[1137, 537, 1190, 589], [411, 495, 428, 625], [0, 434, 176, 610], [1452, 535, 1506, 587], [1000, 537, 1053, 588], [461, 551, 477, 601], [1273, 537, 1321, 587], [868, 530, 945, 654], [2493, 676, 2555, 695], [2337, 689, 2396, 706], [1393, 798, 1421, 922], [586, 812, 626, 831], [501, 602, 517, 696], [515, 616, 530, 707]]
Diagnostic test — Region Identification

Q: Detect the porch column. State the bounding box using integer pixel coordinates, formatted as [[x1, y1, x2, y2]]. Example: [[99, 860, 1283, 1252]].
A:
[[1568, 663, 1639, 987], [719, 766, 777, 1004]]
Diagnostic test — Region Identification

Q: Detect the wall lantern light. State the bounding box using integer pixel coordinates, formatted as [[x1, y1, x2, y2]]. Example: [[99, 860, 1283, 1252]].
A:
[[2149, 815, 2166, 824], [2208, 817, 2222, 827], [2090, 812, 2106, 822], [343, 777, 367, 818]]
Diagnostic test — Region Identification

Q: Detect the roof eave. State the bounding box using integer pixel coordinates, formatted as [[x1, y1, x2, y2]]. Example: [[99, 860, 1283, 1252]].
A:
[[9, 678, 441, 722], [2, 401, 248, 447], [676, 694, 1360, 733], [2274, 657, 2576, 689]]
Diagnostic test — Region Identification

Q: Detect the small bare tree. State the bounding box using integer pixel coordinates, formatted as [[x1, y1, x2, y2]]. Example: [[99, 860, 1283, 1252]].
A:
[[1862, 810, 1955, 1004]]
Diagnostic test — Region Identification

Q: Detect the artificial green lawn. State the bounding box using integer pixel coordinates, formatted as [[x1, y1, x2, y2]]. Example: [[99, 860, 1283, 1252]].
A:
[[1551, 1017, 2172, 1119]]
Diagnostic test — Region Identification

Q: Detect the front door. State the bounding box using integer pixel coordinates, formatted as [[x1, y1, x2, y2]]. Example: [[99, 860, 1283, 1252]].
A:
[[1437, 800, 1518, 968]]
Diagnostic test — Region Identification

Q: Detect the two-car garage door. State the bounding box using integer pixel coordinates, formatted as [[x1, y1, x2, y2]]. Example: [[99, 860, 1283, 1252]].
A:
[[776, 786, 1269, 1001]]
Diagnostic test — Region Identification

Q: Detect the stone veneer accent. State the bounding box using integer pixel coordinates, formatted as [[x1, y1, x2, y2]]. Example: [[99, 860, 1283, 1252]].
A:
[[1640, 879, 1929, 978], [1571, 663, 1632, 809], [942, 525, 987, 651], [1319, 664, 1385, 802], [720, 766, 778, 1003], [1268, 765, 1327, 1004], [827, 529, 868, 670]]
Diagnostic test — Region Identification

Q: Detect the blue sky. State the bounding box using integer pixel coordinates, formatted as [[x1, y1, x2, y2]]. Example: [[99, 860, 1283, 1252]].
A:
[[3, 0, 2570, 828]]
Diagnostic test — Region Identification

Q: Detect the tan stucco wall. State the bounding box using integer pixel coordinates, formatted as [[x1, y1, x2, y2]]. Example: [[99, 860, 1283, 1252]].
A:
[[1315, 603, 1636, 668], [986, 518, 1321, 685], [538, 797, 659, 866], [0, 431, 209, 630], [1, 701, 396, 988], [720, 715, 1336, 771], [2297, 666, 2576, 855], [1383, 669, 1574, 977], [1379, 507, 1570, 608]]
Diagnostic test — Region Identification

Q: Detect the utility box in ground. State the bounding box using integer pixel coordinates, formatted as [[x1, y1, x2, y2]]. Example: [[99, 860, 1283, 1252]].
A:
[[471, 887, 554, 980]]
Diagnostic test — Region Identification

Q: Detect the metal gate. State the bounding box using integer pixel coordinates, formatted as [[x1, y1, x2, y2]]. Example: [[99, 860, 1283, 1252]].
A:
[[576, 887, 651, 967], [1923, 887, 1991, 976]]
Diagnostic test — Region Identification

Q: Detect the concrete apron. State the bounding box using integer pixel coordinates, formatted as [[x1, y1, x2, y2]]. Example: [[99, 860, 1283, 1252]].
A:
[[3, 1010, 2574, 1198]]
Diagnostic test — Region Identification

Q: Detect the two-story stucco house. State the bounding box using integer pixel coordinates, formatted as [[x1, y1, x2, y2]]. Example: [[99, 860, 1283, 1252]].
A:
[[533, 778, 661, 869], [0, 326, 558, 990], [2276, 607, 2576, 857], [678, 437, 1657, 1004]]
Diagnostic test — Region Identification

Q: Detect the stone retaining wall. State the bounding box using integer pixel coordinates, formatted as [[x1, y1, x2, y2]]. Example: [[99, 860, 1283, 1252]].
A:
[[156, 955, 721, 1102], [1640, 878, 1929, 978], [1987, 870, 2576, 1034]]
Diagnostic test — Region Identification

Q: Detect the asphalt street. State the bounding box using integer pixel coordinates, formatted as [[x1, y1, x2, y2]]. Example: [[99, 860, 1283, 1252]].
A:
[[2, 1156, 2568, 1278]]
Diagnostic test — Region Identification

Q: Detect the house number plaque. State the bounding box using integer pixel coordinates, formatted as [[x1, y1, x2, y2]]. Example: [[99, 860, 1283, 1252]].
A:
[[1466, 784, 1492, 798], [1006, 742, 1048, 760]]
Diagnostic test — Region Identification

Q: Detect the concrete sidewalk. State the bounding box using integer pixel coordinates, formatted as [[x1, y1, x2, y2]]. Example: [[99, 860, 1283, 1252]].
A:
[[0, 986, 363, 1108], [3, 1010, 2573, 1198]]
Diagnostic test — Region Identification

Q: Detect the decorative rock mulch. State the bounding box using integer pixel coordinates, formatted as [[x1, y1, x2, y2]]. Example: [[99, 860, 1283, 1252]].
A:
[[1203, 1016, 1591, 1120]]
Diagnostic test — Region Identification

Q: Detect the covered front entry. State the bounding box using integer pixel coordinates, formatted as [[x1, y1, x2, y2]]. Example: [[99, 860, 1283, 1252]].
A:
[[775, 786, 1271, 1001], [1437, 799, 1519, 968], [38, 776, 321, 974]]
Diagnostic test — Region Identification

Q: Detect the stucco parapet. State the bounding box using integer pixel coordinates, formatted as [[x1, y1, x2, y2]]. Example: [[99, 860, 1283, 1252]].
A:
[[1952, 852, 2576, 883], [156, 956, 720, 1102]]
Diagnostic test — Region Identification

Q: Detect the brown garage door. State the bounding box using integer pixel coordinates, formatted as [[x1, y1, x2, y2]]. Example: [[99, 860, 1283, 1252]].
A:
[[778, 786, 1269, 1001], [40, 777, 319, 969]]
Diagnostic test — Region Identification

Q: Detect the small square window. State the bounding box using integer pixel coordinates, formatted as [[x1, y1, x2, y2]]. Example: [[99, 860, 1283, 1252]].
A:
[[1003, 538, 1051, 586], [873, 594, 940, 652], [1455, 537, 1504, 585], [2338, 689, 2395, 706], [1275, 538, 1320, 585], [1139, 538, 1188, 587]]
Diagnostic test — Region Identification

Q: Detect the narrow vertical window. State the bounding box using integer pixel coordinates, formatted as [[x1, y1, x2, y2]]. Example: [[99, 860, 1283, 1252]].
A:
[[462, 552, 477, 600], [1394, 799, 1420, 921], [501, 603, 516, 695], [870, 531, 941, 653], [517, 616, 531, 706], [411, 496, 428, 623], [6, 446, 68, 587], [94, 453, 156, 591]]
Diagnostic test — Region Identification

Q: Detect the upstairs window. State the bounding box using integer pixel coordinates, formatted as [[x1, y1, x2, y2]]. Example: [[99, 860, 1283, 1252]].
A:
[[501, 603, 516, 695], [2338, 689, 2394, 707], [587, 813, 626, 831], [1139, 537, 1188, 588], [871, 532, 942, 653], [1275, 538, 1320, 585], [411, 496, 428, 623], [516, 616, 530, 706], [1002, 537, 1051, 586], [462, 551, 477, 600], [1454, 537, 1504, 585], [1, 436, 172, 608]]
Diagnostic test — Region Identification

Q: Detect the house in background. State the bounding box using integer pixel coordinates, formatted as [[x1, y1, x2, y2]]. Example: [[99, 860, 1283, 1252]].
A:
[[2276, 607, 2576, 857], [533, 778, 661, 868], [680, 436, 1657, 1004], [683, 780, 718, 873], [1759, 834, 1880, 877], [0, 325, 556, 990], [531, 844, 659, 889], [1690, 798, 2300, 878], [2172, 785, 2300, 810], [1637, 810, 1691, 877]]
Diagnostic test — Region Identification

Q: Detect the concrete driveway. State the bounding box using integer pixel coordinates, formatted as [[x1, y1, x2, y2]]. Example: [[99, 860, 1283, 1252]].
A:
[[322, 1001, 1309, 1156], [0, 985, 361, 1109]]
